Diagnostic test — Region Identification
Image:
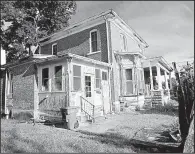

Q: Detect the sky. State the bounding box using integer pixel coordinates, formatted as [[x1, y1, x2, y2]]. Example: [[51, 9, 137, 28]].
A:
[[1, 1, 194, 66], [69, 1, 194, 65]]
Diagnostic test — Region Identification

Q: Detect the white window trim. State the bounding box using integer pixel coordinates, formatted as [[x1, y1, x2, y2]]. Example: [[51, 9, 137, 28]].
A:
[[95, 68, 101, 89], [89, 29, 100, 54], [41, 67, 50, 92], [52, 43, 57, 55], [72, 64, 82, 92]]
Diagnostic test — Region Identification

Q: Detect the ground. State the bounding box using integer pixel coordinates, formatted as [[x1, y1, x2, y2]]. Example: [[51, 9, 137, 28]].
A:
[[1, 109, 178, 153]]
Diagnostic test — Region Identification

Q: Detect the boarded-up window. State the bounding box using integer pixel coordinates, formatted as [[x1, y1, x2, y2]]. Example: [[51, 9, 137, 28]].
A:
[[52, 44, 57, 55], [125, 69, 133, 94], [54, 65, 62, 91], [42, 68, 49, 91], [120, 34, 127, 51], [73, 65, 81, 91], [95, 69, 101, 88], [102, 71, 107, 81], [85, 76, 91, 97], [91, 31, 98, 52]]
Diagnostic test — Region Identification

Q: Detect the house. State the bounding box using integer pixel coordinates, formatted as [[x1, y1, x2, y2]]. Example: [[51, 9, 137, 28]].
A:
[[1, 10, 172, 122]]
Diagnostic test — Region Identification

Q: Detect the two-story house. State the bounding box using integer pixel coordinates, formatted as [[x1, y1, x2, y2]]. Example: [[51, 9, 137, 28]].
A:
[[1, 10, 172, 124]]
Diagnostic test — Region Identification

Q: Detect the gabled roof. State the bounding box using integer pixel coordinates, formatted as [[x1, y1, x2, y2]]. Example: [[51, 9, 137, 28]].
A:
[[39, 9, 148, 48]]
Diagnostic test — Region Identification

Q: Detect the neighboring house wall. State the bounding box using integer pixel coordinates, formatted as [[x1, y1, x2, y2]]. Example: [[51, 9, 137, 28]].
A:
[[9, 62, 35, 110], [40, 23, 109, 63], [0, 70, 6, 113]]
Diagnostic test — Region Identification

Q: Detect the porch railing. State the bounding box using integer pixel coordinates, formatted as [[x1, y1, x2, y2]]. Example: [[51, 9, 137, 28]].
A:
[[80, 96, 95, 122]]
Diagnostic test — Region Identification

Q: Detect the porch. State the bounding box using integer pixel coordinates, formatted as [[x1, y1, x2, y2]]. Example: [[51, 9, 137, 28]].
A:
[[143, 57, 173, 107]]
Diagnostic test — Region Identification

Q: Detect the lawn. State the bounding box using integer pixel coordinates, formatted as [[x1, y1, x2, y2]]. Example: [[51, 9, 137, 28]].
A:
[[1, 109, 178, 153]]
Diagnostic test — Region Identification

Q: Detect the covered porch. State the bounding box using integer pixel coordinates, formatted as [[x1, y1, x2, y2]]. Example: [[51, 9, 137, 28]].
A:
[[143, 57, 173, 107]]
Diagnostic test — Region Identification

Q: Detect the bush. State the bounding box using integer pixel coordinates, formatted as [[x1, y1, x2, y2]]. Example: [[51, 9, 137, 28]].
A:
[[135, 105, 141, 111]]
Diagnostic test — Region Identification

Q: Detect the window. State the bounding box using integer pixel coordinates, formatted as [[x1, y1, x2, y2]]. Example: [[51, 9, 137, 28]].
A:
[[125, 69, 133, 94], [120, 34, 127, 51], [102, 71, 107, 81], [42, 68, 49, 91], [54, 65, 62, 91], [95, 69, 101, 89], [73, 65, 81, 91], [85, 76, 91, 97], [90, 30, 98, 52], [138, 69, 145, 94], [52, 43, 57, 55]]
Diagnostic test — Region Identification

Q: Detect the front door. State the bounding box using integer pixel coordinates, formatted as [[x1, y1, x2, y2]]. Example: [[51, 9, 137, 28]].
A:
[[84, 75, 94, 104]]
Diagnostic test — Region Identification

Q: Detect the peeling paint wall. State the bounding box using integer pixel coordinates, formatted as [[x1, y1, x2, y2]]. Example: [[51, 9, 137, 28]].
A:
[[37, 59, 68, 115], [69, 58, 110, 115]]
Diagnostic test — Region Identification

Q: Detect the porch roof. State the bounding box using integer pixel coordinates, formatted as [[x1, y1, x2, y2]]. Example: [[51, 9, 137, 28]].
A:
[[35, 53, 111, 68], [144, 56, 173, 72]]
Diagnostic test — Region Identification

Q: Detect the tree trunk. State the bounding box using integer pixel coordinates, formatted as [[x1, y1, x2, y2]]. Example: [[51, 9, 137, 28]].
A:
[[183, 116, 194, 153]]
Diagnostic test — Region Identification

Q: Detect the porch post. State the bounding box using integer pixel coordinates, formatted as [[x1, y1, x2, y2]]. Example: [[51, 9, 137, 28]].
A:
[[149, 61, 153, 90], [169, 72, 172, 90], [164, 70, 169, 90], [157, 66, 162, 90]]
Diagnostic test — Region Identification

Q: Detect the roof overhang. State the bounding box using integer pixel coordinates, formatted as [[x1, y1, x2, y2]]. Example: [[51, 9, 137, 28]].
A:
[[35, 53, 111, 68], [144, 56, 173, 72], [114, 51, 146, 59]]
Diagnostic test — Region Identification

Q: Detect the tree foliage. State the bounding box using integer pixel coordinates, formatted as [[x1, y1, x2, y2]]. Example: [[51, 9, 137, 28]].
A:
[[173, 61, 194, 151], [1, 0, 77, 62]]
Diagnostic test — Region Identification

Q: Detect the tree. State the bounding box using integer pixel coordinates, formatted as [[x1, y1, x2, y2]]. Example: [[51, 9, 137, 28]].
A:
[[1, 0, 77, 62], [172, 61, 194, 152]]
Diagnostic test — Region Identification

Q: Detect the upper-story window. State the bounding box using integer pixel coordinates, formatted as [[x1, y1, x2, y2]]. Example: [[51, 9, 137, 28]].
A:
[[90, 29, 98, 52], [52, 43, 58, 55], [120, 34, 127, 51]]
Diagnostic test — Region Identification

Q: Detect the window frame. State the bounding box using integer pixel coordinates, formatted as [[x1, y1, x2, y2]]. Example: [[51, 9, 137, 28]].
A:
[[102, 71, 108, 81], [42, 67, 49, 92], [53, 65, 63, 91], [95, 69, 101, 89], [73, 65, 81, 91], [52, 43, 58, 55], [85, 76, 92, 97], [125, 68, 134, 95], [89, 29, 100, 54]]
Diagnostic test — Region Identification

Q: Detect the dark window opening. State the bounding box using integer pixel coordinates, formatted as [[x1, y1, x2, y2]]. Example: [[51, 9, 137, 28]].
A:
[[42, 68, 49, 91]]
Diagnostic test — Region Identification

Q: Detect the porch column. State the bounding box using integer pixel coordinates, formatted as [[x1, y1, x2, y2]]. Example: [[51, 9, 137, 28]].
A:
[[149, 61, 153, 90], [169, 72, 172, 90], [164, 70, 169, 90], [156, 66, 162, 90]]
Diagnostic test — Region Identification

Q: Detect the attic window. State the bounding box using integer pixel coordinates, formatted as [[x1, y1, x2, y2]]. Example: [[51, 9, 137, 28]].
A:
[[120, 34, 127, 51], [52, 43, 57, 55]]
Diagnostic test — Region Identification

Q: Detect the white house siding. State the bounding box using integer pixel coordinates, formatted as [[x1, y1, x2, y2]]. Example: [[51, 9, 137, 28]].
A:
[[36, 59, 68, 116], [108, 19, 144, 102], [69, 58, 110, 115]]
